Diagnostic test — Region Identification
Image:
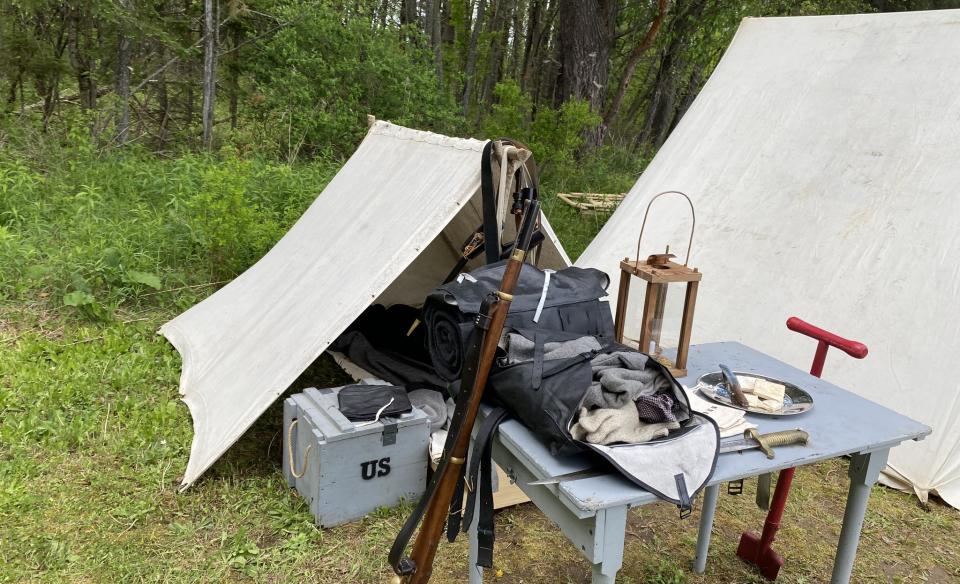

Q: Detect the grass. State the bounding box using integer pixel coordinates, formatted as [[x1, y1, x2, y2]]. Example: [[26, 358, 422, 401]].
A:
[[1, 146, 957, 583], [1, 308, 957, 583]]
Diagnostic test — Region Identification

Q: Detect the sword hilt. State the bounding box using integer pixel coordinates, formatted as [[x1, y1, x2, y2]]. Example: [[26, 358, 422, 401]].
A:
[[744, 428, 809, 459]]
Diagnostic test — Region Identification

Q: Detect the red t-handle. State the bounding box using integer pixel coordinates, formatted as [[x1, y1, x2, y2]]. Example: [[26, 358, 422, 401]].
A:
[[786, 316, 868, 378]]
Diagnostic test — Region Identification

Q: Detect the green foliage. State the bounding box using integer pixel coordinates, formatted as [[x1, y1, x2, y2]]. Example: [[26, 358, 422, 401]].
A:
[[0, 140, 338, 315], [482, 80, 602, 172], [243, 1, 462, 160]]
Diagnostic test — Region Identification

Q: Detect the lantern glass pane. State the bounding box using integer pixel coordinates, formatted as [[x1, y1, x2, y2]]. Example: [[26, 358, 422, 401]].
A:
[[621, 282, 685, 360]]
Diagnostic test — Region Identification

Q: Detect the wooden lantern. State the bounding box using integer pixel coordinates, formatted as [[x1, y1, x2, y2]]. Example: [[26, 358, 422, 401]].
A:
[[614, 191, 701, 377]]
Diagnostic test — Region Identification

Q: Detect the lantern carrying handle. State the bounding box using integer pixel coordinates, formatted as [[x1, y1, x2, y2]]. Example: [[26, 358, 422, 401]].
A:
[[635, 190, 696, 266]]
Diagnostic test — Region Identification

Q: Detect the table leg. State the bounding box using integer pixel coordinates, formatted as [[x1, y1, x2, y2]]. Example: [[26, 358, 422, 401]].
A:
[[468, 491, 484, 584], [693, 483, 720, 574], [591, 506, 627, 583], [831, 449, 889, 584]]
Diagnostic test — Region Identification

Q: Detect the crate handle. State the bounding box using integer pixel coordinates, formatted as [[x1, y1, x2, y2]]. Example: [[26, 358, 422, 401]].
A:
[[287, 419, 312, 479]]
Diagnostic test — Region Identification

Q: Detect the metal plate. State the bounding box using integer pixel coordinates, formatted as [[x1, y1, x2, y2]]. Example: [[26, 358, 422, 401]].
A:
[[696, 371, 813, 416]]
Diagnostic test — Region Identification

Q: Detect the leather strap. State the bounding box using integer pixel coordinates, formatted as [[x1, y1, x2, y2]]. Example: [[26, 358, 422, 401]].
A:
[[675, 473, 692, 519], [445, 461, 468, 542], [460, 407, 510, 568], [481, 141, 499, 265], [532, 331, 546, 391], [388, 296, 494, 574]]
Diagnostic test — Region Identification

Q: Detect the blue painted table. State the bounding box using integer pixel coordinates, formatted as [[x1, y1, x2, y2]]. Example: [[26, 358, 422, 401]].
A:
[[466, 342, 931, 583]]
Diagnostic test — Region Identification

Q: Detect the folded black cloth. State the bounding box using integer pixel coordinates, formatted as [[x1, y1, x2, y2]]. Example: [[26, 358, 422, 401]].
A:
[[330, 331, 446, 388], [337, 385, 413, 422], [328, 304, 445, 387]]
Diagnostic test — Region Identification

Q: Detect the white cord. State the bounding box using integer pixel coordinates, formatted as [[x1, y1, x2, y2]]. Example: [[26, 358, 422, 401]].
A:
[[355, 397, 396, 427]]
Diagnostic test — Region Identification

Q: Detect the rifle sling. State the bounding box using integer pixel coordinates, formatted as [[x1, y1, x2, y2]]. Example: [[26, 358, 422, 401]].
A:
[[459, 406, 510, 568], [388, 295, 496, 575], [481, 141, 499, 265]]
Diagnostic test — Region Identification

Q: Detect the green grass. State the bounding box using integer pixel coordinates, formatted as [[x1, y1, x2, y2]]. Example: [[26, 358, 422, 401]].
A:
[[1, 147, 957, 583]]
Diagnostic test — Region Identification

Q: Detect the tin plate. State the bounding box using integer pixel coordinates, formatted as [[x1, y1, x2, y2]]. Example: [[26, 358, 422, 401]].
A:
[[696, 371, 813, 416]]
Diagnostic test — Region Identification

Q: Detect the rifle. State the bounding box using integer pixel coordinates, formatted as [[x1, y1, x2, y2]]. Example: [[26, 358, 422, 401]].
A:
[[389, 199, 542, 583]]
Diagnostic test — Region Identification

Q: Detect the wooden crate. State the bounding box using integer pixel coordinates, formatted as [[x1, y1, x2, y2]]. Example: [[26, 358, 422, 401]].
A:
[[283, 386, 430, 527]]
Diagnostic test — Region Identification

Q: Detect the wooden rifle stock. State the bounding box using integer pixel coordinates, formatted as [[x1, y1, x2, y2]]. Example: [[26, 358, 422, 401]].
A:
[[391, 200, 541, 584]]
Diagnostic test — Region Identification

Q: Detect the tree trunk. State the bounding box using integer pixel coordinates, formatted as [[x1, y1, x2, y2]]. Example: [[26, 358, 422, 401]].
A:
[[603, 0, 668, 128], [509, 0, 524, 79], [428, 0, 443, 84], [201, 0, 217, 149], [67, 7, 97, 112], [6, 72, 20, 113], [639, 0, 704, 149], [557, 0, 616, 148], [479, 0, 511, 109], [520, 0, 543, 92], [116, 0, 133, 144], [378, 0, 390, 27], [36, 76, 60, 132], [461, 0, 487, 116], [529, 0, 558, 110], [557, 0, 616, 110], [157, 53, 171, 148], [669, 66, 703, 133], [401, 0, 418, 27]]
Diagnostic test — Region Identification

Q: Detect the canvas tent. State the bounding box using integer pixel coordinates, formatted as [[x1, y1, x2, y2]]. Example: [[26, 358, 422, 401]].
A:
[[163, 121, 569, 488], [576, 10, 960, 507]]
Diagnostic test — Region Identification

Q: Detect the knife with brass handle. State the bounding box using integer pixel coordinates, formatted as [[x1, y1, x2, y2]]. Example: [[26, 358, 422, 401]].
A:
[[721, 428, 810, 459]]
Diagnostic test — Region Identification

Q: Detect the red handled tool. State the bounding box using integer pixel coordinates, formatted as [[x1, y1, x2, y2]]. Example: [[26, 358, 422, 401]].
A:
[[736, 316, 868, 580]]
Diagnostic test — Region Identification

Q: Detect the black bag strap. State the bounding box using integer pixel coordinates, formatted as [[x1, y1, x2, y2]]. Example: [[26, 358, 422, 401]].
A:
[[675, 473, 692, 519], [388, 320, 488, 573], [445, 459, 468, 542], [481, 141, 499, 265], [531, 331, 546, 390], [459, 406, 510, 569]]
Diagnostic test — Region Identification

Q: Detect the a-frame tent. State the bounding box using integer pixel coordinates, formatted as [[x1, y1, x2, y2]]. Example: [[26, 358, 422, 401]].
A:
[[162, 121, 569, 489], [576, 10, 960, 507]]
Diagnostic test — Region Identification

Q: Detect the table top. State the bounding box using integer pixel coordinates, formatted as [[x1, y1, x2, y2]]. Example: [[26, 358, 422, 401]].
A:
[[485, 341, 931, 516]]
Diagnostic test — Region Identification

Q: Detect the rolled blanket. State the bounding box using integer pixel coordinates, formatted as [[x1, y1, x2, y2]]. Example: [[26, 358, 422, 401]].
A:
[[423, 263, 615, 381], [422, 300, 472, 381]]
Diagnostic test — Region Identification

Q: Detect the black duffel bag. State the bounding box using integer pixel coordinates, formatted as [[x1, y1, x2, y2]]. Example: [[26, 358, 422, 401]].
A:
[[483, 327, 719, 508], [423, 261, 614, 381]]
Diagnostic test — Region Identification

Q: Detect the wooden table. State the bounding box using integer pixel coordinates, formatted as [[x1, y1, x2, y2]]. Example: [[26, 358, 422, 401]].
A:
[[466, 342, 931, 583]]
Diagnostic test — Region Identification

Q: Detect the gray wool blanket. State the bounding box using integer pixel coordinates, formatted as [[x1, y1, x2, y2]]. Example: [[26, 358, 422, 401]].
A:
[[583, 351, 673, 410], [504, 333, 602, 364]]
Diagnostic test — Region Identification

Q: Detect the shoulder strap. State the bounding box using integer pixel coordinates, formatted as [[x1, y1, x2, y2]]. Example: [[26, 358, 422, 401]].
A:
[[458, 406, 510, 568], [481, 141, 499, 265]]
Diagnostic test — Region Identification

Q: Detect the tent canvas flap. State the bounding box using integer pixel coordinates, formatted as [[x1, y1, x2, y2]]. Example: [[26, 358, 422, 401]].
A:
[[576, 10, 960, 506], [164, 121, 567, 488]]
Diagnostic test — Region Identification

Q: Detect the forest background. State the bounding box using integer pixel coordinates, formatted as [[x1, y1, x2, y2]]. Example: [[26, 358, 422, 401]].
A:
[[2, 1, 959, 582]]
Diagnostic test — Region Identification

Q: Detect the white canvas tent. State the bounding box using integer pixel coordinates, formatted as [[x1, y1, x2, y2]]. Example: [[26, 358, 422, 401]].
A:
[[163, 121, 569, 488], [576, 10, 960, 507]]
